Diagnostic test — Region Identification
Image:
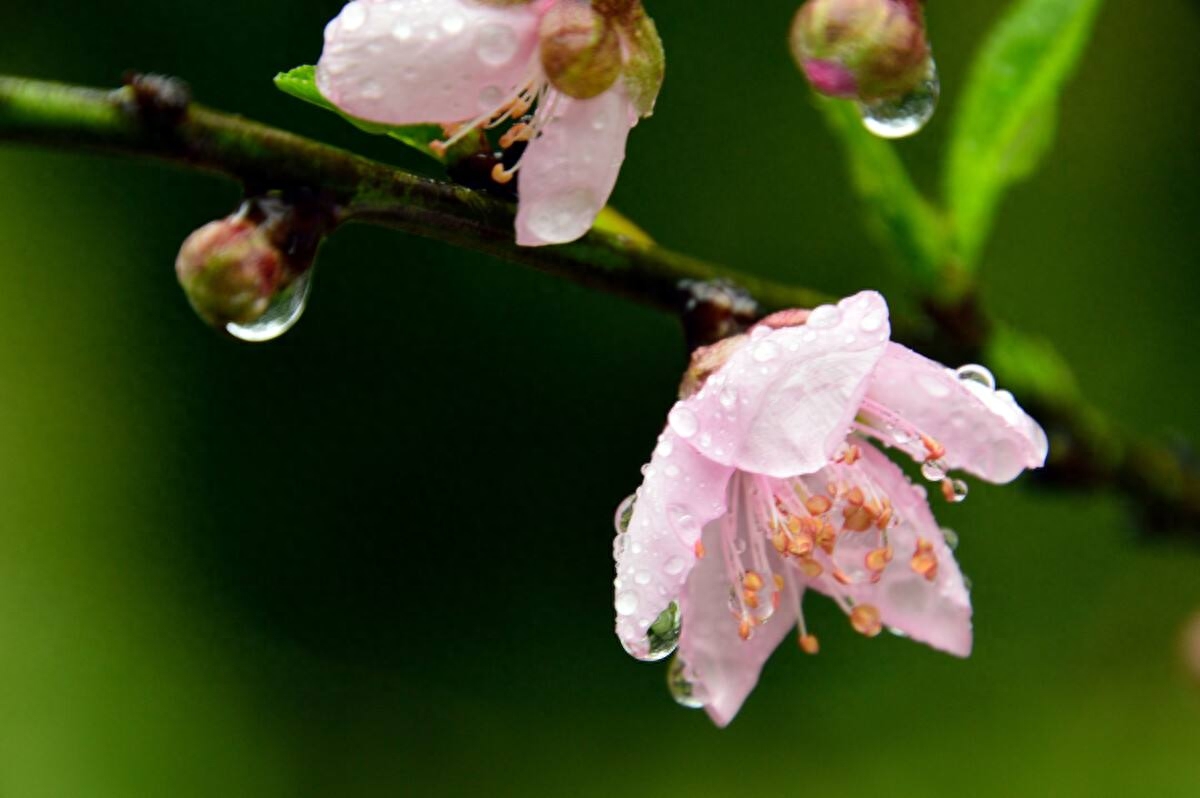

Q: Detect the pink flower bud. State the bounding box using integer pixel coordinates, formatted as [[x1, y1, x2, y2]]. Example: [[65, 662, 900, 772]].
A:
[[175, 216, 284, 328], [539, 2, 623, 100], [790, 0, 931, 102]]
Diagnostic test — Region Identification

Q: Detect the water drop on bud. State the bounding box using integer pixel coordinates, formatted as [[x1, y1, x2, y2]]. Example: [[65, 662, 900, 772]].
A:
[[175, 196, 330, 342], [790, 0, 936, 136], [539, 3, 623, 100]]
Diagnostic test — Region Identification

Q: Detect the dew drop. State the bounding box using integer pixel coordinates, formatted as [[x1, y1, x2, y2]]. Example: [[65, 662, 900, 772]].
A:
[[920, 459, 946, 482], [664, 464, 681, 479], [392, 21, 413, 40], [664, 556, 686, 576], [524, 188, 600, 245], [643, 602, 682, 661], [858, 60, 940, 139], [655, 439, 674, 458], [634, 570, 652, 586], [226, 272, 313, 343], [860, 309, 885, 333], [941, 527, 959, 551], [667, 405, 699, 439], [360, 79, 384, 100], [887, 626, 909, 638], [478, 84, 504, 111], [441, 14, 465, 34], [752, 340, 779, 363], [807, 304, 842, 329], [616, 591, 639, 616], [956, 364, 997, 390], [340, 2, 367, 32], [475, 22, 520, 66], [614, 494, 636, 536], [946, 479, 969, 503], [667, 504, 701, 545], [667, 657, 705, 709]]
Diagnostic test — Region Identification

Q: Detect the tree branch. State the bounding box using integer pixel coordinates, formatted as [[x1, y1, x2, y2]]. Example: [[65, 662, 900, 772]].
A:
[[1, 74, 1196, 539]]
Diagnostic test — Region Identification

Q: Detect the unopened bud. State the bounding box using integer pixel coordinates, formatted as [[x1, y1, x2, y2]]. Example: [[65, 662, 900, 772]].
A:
[[540, 3, 623, 100], [790, 0, 930, 102], [175, 217, 283, 327]]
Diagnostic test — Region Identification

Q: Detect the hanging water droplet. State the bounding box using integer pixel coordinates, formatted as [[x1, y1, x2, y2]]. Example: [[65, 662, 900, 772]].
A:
[[946, 479, 969, 503], [643, 602, 682, 661], [667, 405, 699, 439], [887, 626, 909, 638], [858, 60, 940, 139], [941, 527, 959, 551], [667, 504, 701, 545], [955, 364, 997, 390], [667, 657, 705, 709], [226, 271, 313, 342], [615, 590, 639, 616], [920, 459, 946, 482]]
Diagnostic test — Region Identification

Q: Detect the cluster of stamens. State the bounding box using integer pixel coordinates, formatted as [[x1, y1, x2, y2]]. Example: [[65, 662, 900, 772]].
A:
[[428, 73, 557, 186], [710, 424, 962, 654]]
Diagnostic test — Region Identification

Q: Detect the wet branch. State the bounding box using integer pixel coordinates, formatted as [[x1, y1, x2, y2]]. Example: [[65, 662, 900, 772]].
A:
[[0, 74, 1196, 540]]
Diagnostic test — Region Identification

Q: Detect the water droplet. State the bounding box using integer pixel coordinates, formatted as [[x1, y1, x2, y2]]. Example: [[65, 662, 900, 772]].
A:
[[226, 272, 313, 342], [920, 459, 946, 482], [946, 479, 969, 503], [616, 590, 639, 616], [917, 372, 951, 399], [891, 428, 913, 446], [860, 309, 886, 333], [752, 340, 779, 363], [858, 60, 940, 139], [478, 84, 503, 111], [664, 464, 681, 479], [441, 14, 465, 34], [807, 304, 841, 329], [634, 570, 652, 586], [667, 405, 699, 439], [655, 439, 674, 458], [614, 494, 636, 536], [887, 626, 909, 638], [667, 504, 701, 545], [475, 22, 520, 66], [341, 2, 367, 32], [664, 556, 686, 576], [524, 187, 601, 245], [643, 602, 681, 661], [749, 325, 772, 342], [667, 657, 705, 709], [956, 364, 997, 390], [360, 79, 384, 100], [392, 21, 413, 40], [941, 527, 959, 551]]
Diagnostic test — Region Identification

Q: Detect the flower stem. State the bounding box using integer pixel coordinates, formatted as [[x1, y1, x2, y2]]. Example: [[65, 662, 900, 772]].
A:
[[0, 73, 1196, 539]]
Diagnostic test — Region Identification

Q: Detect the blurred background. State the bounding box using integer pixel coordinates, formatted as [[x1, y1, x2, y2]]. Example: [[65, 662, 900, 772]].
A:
[[2, 0, 1199, 795]]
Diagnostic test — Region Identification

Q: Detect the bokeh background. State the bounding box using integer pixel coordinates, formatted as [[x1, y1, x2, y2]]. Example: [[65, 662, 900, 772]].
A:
[[2, 0, 1199, 795]]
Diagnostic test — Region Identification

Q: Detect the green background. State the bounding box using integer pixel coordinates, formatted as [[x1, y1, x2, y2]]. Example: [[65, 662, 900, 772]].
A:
[[2, 0, 1198, 795]]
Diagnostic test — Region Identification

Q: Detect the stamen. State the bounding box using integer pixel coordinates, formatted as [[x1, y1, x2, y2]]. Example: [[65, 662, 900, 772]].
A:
[[850, 604, 883, 637], [490, 163, 515, 184], [911, 537, 938, 581]]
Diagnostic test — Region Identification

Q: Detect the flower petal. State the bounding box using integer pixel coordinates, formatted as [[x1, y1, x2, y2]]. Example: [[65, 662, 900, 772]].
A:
[[816, 442, 972, 656], [614, 428, 734, 661], [677, 517, 800, 727], [866, 343, 1048, 483], [317, 0, 541, 125], [677, 291, 892, 478], [515, 87, 638, 246]]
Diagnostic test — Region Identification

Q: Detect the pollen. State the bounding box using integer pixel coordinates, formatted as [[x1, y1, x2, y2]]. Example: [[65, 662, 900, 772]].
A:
[[694, 540, 706, 559], [846, 486, 865, 507], [842, 505, 874, 533], [850, 604, 883, 637], [921, 433, 946, 461], [738, 617, 753, 641], [911, 538, 938, 581], [799, 634, 820, 655], [490, 163, 515, 184], [743, 571, 765, 591], [799, 557, 824, 578], [805, 495, 832, 515], [865, 545, 893, 573]]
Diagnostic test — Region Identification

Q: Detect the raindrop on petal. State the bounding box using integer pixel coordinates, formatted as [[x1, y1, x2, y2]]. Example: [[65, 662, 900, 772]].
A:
[[941, 527, 959, 551], [226, 271, 313, 343], [614, 495, 636, 535], [667, 405, 699, 439], [858, 60, 940, 139], [956, 363, 997, 390], [667, 657, 706, 709], [920, 459, 946, 482], [643, 602, 682, 661]]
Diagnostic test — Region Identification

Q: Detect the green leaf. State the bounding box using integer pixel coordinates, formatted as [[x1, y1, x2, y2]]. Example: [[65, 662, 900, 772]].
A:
[[819, 98, 949, 286], [273, 65, 451, 161], [947, 0, 1103, 268]]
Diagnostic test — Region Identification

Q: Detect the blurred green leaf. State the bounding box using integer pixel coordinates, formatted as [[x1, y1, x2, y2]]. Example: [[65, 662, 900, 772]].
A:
[[274, 65, 448, 161], [819, 99, 949, 287], [947, 0, 1103, 268]]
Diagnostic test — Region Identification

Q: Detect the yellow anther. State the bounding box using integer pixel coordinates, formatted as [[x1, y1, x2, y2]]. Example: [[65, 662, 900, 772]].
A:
[[865, 546, 893, 573], [743, 571, 765, 591], [490, 163, 515, 184], [773, 574, 786, 591], [842, 505, 874, 533], [841, 445, 862, 465], [921, 433, 946, 461], [846, 486, 865, 507], [787, 535, 814, 557], [429, 140, 448, 156], [875, 502, 894, 530], [833, 569, 853, 586], [850, 604, 883, 637], [772, 531, 788, 553], [806, 495, 833, 516], [799, 557, 824, 578], [499, 123, 532, 149], [799, 634, 820, 655], [738, 617, 753, 641], [787, 514, 802, 534], [694, 540, 706, 559], [743, 591, 761, 610], [911, 537, 938, 581], [816, 522, 838, 554]]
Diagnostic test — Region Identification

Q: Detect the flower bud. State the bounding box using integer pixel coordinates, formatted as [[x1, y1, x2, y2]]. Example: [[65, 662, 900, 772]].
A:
[[789, 0, 930, 102], [539, 3, 623, 100], [175, 216, 283, 327]]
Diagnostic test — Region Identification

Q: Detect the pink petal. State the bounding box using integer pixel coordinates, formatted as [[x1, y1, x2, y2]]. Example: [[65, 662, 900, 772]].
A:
[[866, 343, 1048, 483], [614, 428, 734, 661], [814, 442, 972, 656], [677, 291, 892, 479], [515, 87, 638, 246], [677, 516, 800, 727], [316, 0, 541, 125]]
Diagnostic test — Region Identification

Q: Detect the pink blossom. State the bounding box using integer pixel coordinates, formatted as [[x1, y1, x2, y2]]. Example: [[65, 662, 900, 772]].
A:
[[316, 0, 659, 246], [613, 291, 1048, 726]]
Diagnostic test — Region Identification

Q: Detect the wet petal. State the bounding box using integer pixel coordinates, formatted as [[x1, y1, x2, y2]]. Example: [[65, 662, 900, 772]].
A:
[[614, 428, 734, 660], [317, 0, 540, 125], [678, 520, 800, 727], [866, 343, 1048, 483], [816, 443, 972, 656], [678, 291, 892, 478], [515, 87, 638, 246]]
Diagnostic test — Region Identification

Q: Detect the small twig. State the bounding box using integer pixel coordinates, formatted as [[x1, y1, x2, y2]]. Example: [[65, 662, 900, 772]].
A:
[[0, 74, 1196, 539]]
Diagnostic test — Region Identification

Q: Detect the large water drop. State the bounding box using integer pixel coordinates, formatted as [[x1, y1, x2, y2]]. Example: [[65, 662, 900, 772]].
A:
[[643, 602, 682, 662], [858, 60, 939, 139], [667, 657, 705, 709], [226, 271, 313, 343], [614, 494, 636, 536]]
